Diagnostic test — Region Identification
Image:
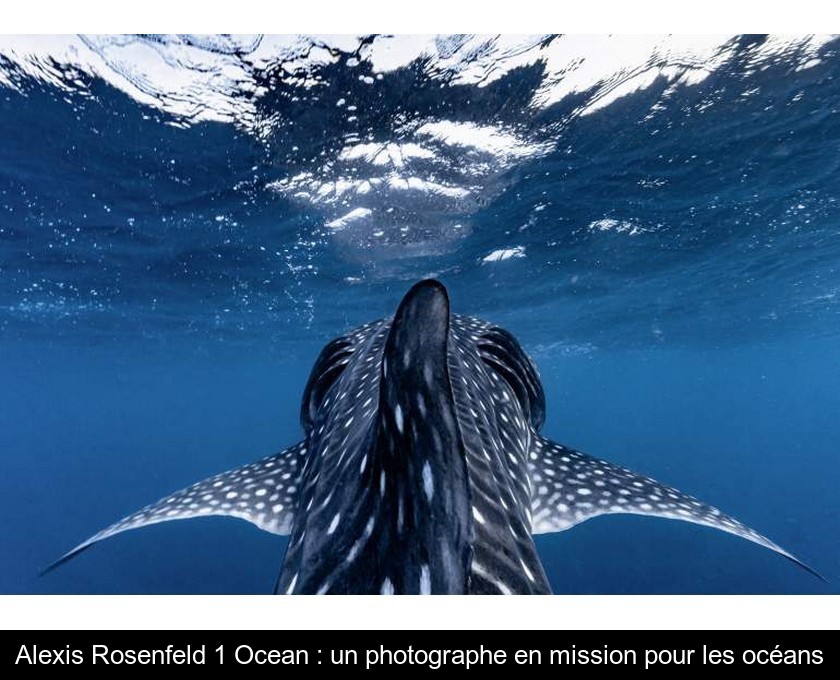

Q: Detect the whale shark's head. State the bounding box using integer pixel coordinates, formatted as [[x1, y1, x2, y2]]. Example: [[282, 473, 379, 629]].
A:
[[45, 279, 823, 593], [280, 279, 549, 594]]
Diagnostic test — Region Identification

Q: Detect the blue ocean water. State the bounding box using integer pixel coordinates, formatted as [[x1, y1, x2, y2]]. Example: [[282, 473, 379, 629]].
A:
[[0, 35, 838, 594]]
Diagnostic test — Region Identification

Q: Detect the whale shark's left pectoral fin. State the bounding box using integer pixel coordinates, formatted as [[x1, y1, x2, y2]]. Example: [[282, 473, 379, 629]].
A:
[[528, 435, 825, 582], [42, 441, 308, 574]]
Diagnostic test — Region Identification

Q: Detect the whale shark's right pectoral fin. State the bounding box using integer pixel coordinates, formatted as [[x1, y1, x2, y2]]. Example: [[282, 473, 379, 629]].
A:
[[528, 435, 826, 582], [42, 441, 308, 574]]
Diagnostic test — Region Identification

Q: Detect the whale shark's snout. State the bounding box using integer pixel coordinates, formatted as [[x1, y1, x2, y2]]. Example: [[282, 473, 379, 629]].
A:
[[44, 279, 825, 591], [278, 278, 474, 594]]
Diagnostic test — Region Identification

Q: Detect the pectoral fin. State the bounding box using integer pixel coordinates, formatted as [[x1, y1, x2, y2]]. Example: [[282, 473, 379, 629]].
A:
[[42, 441, 307, 574], [528, 435, 824, 581]]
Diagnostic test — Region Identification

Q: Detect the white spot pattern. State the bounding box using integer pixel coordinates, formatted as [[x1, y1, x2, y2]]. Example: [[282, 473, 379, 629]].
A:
[[51, 442, 309, 567], [526, 434, 804, 568]]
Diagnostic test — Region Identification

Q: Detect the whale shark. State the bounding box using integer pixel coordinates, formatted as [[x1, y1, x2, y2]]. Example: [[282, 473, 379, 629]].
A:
[[46, 279, 822, 593]]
